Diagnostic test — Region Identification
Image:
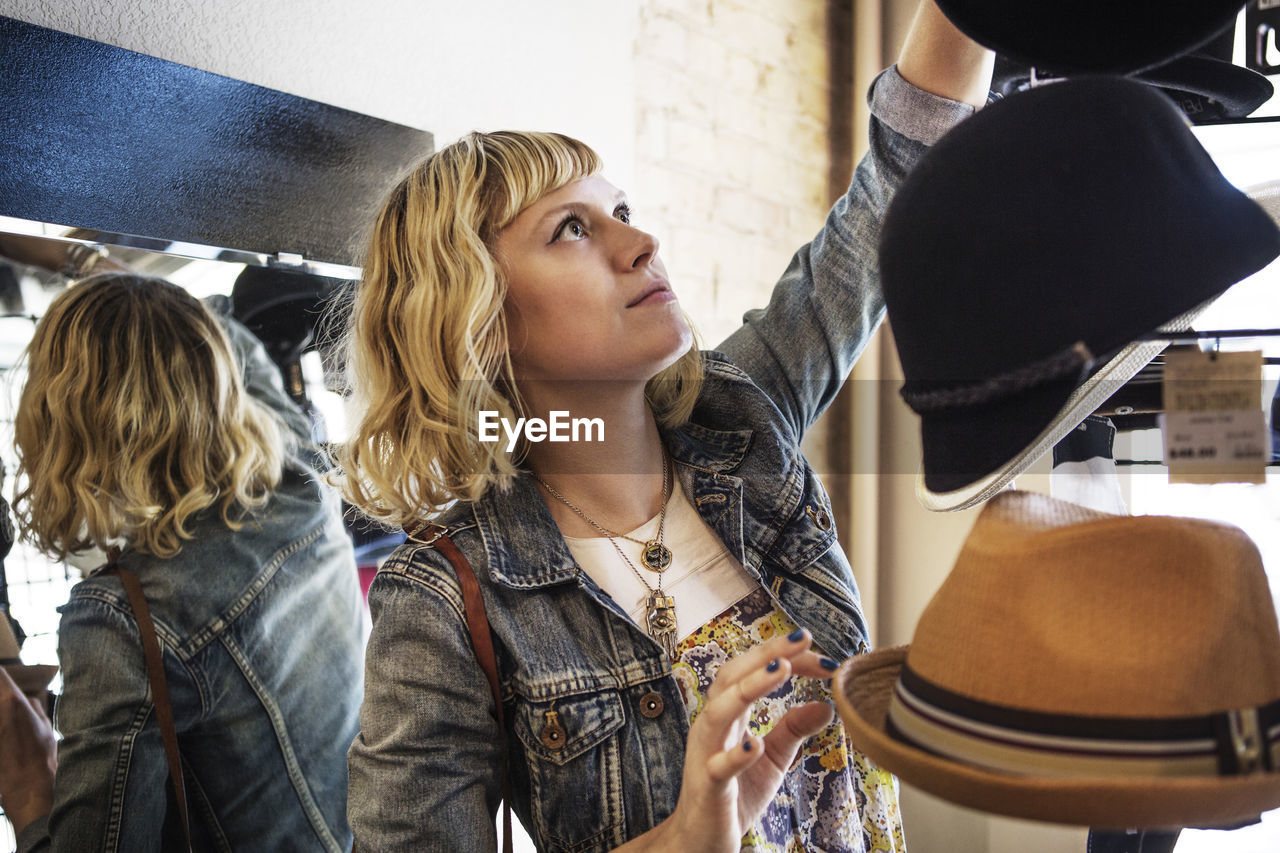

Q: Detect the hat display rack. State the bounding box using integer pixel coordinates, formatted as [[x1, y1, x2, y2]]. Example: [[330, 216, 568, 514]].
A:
[[878, 75, 1280, 512], [1096, 329, 1280, 466], [841, 0, 1280, 838], [990, 22, 1277, 125], [878, 0, 1280, 514], [1097, 171, 1280, 445]]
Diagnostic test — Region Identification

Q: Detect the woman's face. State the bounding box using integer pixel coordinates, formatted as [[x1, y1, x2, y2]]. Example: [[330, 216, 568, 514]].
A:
[[494, 175, 691, 383]]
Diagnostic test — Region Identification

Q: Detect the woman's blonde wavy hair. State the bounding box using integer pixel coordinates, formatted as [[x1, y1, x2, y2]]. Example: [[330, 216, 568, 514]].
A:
[[12, 274, 285, 560], [337, 130, 705, 528]]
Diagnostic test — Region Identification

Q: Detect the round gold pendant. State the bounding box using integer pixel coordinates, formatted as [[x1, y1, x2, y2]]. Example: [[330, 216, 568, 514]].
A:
[[642, 541, 672, 572]]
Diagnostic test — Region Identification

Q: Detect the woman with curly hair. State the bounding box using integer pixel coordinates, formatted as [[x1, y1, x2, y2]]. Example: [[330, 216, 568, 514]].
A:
[[0, 273, 364, 852], [340, 4, 993, 850]]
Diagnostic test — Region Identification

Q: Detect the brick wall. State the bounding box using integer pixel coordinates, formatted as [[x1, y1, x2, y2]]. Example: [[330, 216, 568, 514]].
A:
[[632, 0, 844, 349]]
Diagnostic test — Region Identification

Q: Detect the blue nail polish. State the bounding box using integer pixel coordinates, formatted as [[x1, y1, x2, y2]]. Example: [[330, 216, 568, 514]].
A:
[[787, 628, 804, 642], [742, 738, 752, 752], [819, 657, 838, 671], [766, 658, 780, 672]]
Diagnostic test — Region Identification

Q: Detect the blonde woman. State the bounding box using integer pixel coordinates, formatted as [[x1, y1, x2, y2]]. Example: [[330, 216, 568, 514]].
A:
[[341, 4, 992, 850], [0, 274, 364, 852]]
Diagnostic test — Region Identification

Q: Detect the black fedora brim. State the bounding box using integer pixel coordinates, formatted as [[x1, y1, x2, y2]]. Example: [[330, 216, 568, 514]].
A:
[[1139, 55, 1275, 119], [1249, 180, 1280, 226], [916, 305, 1204, 510], [992, 55, 1275, 121]]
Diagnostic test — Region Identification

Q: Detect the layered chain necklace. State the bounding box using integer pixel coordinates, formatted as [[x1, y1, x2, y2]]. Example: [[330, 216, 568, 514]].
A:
[[535, 451, 678, 660]]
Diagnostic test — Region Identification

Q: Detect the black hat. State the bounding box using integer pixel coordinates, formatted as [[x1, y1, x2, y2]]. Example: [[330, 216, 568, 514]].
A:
[[231, 264, 347, 367], [936, 0, 1247, 74], [879, 76, 1280, 511], [992, 54, 1274, 124], [1137, 52, 1274, 122]]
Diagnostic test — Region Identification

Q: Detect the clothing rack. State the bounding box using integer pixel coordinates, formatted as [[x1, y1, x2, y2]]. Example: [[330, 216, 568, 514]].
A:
[[1093, 330, 1279, 442], [1136, 328, 1280, 365], [1195, 114, 1280, 127], [1139, 327, 1280, 340], [1114, 460, 1280, 468]]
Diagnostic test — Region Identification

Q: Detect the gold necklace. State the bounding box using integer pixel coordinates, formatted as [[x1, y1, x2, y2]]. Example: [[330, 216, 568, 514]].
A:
[[537, 452, 673, 572], [590, 453, 673, 572], [535, 453, 678, 660]]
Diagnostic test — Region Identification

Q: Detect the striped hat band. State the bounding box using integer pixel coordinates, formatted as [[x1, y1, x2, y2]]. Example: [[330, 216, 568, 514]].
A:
[[887, 662, 1280, 781]]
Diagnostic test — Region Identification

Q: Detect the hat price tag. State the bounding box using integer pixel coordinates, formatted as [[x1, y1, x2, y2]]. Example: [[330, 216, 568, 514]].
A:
[[1161, 349, 1269, 485]]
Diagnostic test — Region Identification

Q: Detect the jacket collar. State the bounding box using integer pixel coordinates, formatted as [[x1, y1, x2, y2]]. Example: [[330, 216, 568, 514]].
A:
[[470, 420, 753, 589]]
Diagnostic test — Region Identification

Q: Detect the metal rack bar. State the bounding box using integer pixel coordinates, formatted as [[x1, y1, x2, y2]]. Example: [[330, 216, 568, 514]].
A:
[[1137, 328, 1280, 342]]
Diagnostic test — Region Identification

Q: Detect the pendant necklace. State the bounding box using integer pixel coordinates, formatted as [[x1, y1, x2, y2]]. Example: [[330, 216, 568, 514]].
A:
[[594, 459, 673, 573], [535, 451, 679, 660]]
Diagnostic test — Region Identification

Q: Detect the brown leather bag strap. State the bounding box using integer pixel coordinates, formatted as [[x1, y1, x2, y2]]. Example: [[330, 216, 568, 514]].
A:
[[104, 559, 193, 853], [405, 523, 512, 853]]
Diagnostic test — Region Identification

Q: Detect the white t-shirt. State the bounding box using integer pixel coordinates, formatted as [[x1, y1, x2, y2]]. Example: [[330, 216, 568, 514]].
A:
[[562, 475, 759, 641]]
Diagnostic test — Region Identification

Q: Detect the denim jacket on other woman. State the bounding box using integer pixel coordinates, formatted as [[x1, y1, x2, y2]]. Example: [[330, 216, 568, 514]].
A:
[[18, 316, 366, 853], [347, 66, 975, 853]]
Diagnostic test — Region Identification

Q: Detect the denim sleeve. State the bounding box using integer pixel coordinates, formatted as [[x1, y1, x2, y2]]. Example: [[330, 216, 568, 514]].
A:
[[716, 65, 976, 440], [21, 596, 173, 853], [347, 569, 504, 849]]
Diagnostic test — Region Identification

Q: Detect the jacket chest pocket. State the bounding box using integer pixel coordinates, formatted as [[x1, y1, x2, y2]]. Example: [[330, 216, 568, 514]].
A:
[[512, 689, 627, 852], [763, 465, 839, 573]]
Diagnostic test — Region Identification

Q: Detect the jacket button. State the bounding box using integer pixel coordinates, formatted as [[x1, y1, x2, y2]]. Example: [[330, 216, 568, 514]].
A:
[[639, 691, 665, 719], [539, 711, 566, 750], [807, 505, 832, 531]]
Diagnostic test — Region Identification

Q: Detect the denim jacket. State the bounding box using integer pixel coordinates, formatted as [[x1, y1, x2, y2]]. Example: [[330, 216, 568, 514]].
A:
[[347, 67, 974, 852], [18, 316, 366, 853]]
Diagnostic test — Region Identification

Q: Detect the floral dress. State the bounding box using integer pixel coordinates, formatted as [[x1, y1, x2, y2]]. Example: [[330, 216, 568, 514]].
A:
[[671, 587, 907, 853]]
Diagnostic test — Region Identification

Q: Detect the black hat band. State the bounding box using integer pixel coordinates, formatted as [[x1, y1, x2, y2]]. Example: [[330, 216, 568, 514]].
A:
[[900, 341, 1094, 415]]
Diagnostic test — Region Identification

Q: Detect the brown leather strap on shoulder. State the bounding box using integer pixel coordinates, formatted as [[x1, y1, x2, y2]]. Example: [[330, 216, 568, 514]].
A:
[[404, 524, 512, 853], [434, 534, 504, 731], [104, 561, 193, 853]]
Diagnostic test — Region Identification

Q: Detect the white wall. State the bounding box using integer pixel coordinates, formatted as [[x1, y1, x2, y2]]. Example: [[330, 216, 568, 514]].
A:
[[0, 0, 640, 188]]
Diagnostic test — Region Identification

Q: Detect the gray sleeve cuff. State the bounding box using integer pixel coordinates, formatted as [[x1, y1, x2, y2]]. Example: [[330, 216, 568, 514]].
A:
[[869, 64, 977, 146]]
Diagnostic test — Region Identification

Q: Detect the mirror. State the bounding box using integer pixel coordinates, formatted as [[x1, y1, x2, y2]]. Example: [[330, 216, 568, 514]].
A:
[[0, 234, 361, 680], [0, 14, 429, 702]]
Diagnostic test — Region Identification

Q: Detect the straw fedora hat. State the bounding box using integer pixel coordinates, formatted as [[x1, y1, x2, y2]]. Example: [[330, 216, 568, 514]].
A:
[[834, 491, 1280, 829]]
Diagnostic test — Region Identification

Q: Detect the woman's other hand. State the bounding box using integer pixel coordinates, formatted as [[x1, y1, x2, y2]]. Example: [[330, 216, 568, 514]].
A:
[[0, 666, 56, 836], [622, 629, 837, 852]]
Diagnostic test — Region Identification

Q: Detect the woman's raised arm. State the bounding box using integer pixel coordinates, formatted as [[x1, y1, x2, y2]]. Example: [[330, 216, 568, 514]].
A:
[[898, 0, 996, 108], [716, 1, 992, 442]]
